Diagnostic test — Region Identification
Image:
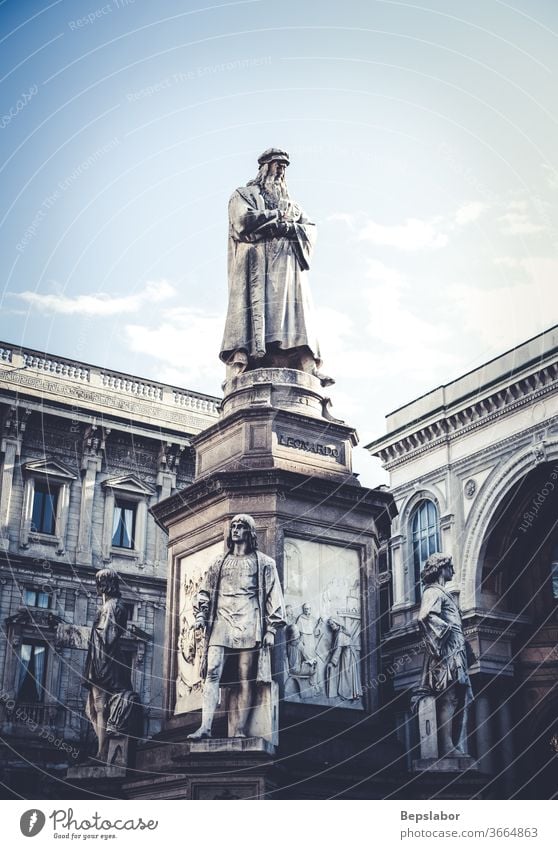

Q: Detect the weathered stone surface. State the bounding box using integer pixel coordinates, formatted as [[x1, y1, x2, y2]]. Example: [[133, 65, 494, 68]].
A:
[[188, 736, 275, 756], [413, 755, 478, 773], [195, 369, 356, 482]]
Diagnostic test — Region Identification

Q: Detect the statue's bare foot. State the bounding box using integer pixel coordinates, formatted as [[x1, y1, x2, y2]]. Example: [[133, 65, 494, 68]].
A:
[[187, 727, 212, 740]]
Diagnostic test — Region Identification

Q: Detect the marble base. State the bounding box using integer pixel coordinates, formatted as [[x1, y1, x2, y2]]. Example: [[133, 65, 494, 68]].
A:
[[66, 735, 133, 782], [124, 736, 276, 799], [67, 762, 127, 781], [413, 755, 478, 773], [188, 736, 275, 756]]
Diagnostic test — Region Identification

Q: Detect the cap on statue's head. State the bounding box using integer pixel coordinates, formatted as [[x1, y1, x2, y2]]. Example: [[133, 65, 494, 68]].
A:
[[257, 147, 290, 166]]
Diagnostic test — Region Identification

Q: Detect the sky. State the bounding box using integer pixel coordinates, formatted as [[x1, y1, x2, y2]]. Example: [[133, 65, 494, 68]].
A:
[[1, 0, 557, 486]]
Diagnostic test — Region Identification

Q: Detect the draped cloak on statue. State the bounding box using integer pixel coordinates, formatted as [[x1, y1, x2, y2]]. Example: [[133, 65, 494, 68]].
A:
[[417, 584, 473, 699], [220, 184, 321, 366]]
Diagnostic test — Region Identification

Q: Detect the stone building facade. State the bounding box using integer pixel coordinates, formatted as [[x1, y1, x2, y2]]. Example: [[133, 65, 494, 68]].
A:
[[0, 342, 219, 797], [3, 325, 558, 799], [367, 324, 558, 797]]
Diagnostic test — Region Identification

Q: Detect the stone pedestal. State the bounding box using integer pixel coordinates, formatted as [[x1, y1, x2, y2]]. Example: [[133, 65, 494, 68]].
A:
[[125, 737, 276, 800], [143, 368, 396, 798], [66, 735, 134, 784], [413, 755, 478, 773]]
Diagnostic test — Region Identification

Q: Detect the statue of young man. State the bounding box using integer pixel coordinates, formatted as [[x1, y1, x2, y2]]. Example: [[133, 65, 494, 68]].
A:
[[417, 553, 473, 756], [220, 148, 333, 386], [187, 514, 286, 740]]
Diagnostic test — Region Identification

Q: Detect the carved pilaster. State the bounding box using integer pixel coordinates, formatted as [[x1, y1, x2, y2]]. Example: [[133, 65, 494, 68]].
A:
[[155, 442, 184, 569], [76, 426, 107, 565], [0, 406, 31, 541]]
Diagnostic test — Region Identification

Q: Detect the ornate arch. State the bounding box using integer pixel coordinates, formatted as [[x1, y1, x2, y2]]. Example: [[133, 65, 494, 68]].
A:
[[459, 437, 558, 612]]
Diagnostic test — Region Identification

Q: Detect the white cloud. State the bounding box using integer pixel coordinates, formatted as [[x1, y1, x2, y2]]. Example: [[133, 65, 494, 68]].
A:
[[541, 164, 558, 190], [454, 202, 487, 226], [498, 201, 545, 236], [14, 279, 176, 316], [327, 213, 356, 228], [364, 261, 449, 348], [124, 307, 225, 388], [359, 217, 448, 250]]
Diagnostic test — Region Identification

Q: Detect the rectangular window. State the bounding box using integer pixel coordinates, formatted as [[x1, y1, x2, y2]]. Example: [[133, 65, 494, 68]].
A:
[[23, 588, 50, 608], [31, 481, 58, 535], [16, 643, 47, 703], [122, 601, 135, 622], [111, 499, 136, 549]]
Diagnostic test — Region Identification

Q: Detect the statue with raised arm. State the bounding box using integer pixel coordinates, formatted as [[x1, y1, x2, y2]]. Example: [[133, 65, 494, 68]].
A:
[[83, 568, 140, 760], [415, 553, 473, 757], [187, 514, 286, 740], [220, 148, 333, 386]]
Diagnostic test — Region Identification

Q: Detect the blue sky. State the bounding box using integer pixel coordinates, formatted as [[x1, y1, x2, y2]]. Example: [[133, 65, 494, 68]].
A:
[[1, 0, 557, 484]]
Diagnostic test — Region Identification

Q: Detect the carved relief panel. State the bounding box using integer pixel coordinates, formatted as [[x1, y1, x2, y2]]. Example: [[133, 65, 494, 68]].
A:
[[174, 542, 222, 715], [284, 537, 363, 710]]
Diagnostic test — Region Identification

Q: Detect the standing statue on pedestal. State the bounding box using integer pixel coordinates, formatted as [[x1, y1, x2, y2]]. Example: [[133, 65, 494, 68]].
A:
[[415, 553, 473, 757], [220, 148, 333, 386], [83, 568, 140, 761], [187, 515, 286, 740]]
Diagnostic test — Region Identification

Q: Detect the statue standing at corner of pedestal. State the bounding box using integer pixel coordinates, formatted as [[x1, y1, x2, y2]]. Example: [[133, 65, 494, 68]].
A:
[[414, 553, 473, 757], [220, 148, 334, 387], [83, 568, 141, 761], [187, 514, 286, 740]]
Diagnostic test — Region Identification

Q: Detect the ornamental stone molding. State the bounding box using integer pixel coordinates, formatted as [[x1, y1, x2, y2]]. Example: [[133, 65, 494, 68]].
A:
[[0, 341, 220, 434], [464, 479, 476, 499], [369, 360, 558, 470]]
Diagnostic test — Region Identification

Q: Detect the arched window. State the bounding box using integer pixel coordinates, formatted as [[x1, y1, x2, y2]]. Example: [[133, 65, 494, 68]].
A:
[[411, 499, 440, 601]]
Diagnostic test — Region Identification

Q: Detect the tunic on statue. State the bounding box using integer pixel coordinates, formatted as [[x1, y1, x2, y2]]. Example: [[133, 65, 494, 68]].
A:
[[417, 584, 472, 697], [220, 184, 321, 364], [194, 550, 286, 681]]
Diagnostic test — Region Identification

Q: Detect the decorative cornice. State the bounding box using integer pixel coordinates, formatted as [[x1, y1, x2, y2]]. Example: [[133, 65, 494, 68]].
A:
[[371, 361, 558, 469]]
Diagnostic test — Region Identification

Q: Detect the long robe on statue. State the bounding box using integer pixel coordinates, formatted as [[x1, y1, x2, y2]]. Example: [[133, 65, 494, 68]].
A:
[[220, 184, 321, 365]]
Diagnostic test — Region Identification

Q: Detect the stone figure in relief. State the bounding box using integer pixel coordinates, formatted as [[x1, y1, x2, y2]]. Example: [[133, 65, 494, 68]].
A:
[[416, 553, 473, 756], [220, 148, 333, 386], [285, 602, 323, 697], [296, 602, 322, 660], [83, 568, 140, 760], [187, 515, 286, 739], [325, 617, 362, 701]]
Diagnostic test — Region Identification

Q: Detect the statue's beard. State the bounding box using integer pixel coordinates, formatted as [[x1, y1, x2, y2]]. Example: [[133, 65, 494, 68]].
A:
[[261, 176, 290, 209]]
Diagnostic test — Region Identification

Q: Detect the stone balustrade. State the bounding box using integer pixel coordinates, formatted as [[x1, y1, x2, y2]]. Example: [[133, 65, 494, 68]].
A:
[[0, 340, 221, 429]]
